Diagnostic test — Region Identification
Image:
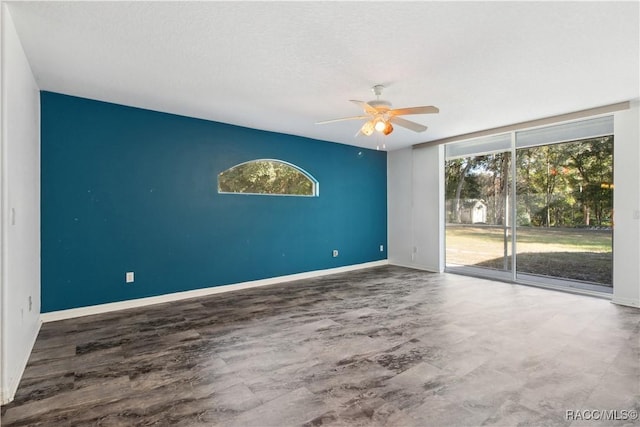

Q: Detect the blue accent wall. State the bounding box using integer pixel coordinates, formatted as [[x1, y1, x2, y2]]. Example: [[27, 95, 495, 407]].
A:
[[41, 92, 387, 312]]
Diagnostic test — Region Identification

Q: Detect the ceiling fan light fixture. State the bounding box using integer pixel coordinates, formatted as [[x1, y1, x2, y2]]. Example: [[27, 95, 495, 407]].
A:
[[382, 121, 394, 136], [374, 118, 386, 132], [360, 120, 375, 136]]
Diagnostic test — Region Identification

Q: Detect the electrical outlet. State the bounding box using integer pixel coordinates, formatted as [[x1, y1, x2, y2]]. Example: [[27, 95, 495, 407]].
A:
[[332, 249, 339, 257], [380, 245, 384, 252], [126, 272, 135, 283]]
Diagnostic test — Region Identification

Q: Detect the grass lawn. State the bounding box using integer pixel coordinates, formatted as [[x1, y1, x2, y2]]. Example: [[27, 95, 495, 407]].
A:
[[446, 225, 612, 285]]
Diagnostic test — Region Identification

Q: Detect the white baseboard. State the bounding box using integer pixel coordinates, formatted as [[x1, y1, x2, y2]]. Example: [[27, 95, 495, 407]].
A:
[[611, 296, 640, 309], [41, 260, 389, 323], [1, 319, 41, 405]]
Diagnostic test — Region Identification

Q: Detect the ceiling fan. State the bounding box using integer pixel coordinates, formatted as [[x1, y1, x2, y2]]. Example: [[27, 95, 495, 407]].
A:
[[316, 85, 439, 137]]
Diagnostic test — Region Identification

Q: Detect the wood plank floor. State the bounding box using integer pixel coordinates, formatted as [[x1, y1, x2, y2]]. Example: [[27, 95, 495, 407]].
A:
[[2, 266, 639, 426]]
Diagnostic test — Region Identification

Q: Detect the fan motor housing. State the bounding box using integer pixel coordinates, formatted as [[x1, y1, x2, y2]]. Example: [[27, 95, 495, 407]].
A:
[[368, 99, 392, 111]]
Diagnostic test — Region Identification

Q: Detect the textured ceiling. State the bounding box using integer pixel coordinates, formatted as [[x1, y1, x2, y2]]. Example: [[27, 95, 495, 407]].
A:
[[6, 1, 640, 151]]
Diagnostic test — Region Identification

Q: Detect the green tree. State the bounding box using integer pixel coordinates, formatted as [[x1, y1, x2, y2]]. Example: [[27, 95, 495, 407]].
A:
[[566, 137, 613, 226], [446, 136, 613, 228], [515, 136, 612, 227]]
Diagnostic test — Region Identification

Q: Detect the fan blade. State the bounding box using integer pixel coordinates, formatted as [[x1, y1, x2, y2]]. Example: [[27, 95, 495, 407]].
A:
[[390, 116, 428, 132], [389, 106, 439, 116], [316, 115, 369, 125], [350, 100, 379, 115]]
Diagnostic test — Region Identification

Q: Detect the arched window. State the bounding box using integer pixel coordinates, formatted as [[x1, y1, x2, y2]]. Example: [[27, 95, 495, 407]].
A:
[[218, 159, 319, 196]]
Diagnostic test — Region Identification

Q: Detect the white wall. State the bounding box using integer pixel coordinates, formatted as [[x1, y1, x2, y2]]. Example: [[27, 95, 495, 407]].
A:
[[387, 147, 413, 267], [388, 144, 444, 272], [612, 100, 640, 308], [1, 4, 42, 404], [388, 104, 640, 308]]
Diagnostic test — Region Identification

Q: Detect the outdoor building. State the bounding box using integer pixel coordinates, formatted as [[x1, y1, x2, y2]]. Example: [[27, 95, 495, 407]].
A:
[[460, 199, 488, 224]]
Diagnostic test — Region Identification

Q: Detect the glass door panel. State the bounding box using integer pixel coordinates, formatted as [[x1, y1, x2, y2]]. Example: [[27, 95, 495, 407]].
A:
[[445, 152, 512, 276], [514, 137, 613, 290]]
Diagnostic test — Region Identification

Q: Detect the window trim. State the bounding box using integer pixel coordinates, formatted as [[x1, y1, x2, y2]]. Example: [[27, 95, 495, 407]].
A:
[[416, 101, 627, 149]]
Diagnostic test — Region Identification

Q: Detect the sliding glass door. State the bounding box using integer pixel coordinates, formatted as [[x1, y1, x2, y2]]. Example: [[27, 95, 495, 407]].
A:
[[445, 116, 613, 293]]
